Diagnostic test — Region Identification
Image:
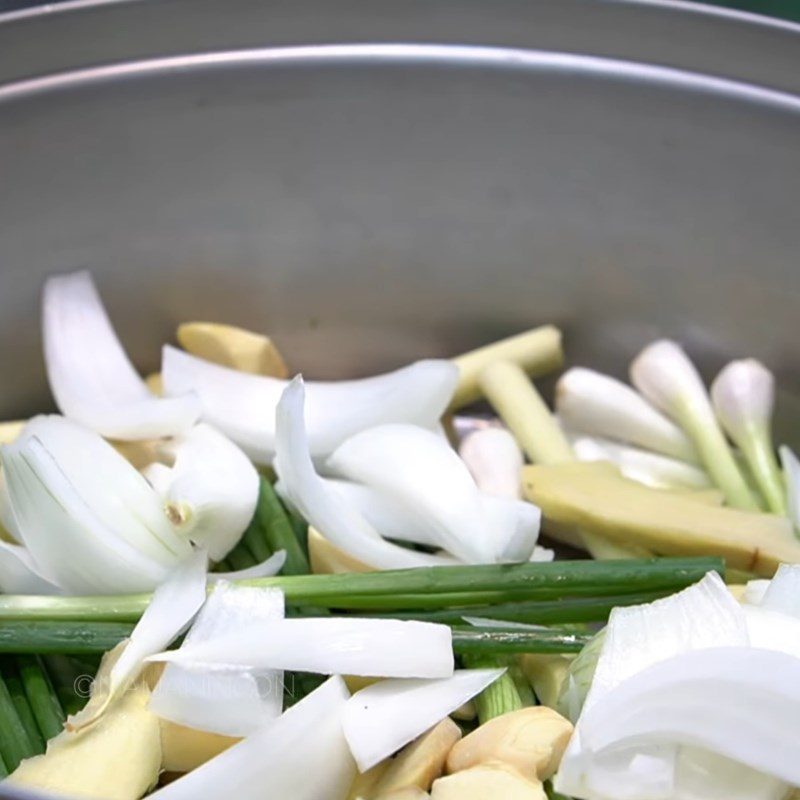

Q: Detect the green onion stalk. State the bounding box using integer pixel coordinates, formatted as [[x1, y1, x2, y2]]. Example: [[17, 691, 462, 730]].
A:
[[0, 557, 721, 624]]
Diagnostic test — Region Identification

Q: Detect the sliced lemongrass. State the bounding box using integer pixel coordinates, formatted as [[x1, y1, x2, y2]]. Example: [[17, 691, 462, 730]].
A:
[[630, 340, 758, 510], [2, 416, 192, 593], [711, 359, 785, 514], [556, 367, 699, 463], [449, 325, 563, 410], [162, 346, 457, 464], [0, 422, 24, 446], [43, 270, 200, 440], [150, 583, 285, 737], [328, 424, 501, 563], [458, 427, 523, 499], [342, 669, 504, 771], [146, 424, 259, 560], [0, 542, 59, 595], [177, 322, 289, 377], [149, 676, 354, 800], [580, 647, 800, 788], [478, 361, 572, 466], [67, 549, 207, 731], [212, 551, 286, 582], [570, 435, 712, 490], [273, 378, 451, 570], [780, 446, 800, 534], [150, 616, 453, 679]]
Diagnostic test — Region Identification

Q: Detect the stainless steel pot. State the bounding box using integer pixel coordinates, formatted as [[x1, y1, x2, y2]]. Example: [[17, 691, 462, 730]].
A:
[[0, 1, 797, 793]]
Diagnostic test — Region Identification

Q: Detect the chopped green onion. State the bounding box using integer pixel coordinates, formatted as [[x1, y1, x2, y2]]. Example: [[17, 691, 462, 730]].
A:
[[225, 543, 257, 571], [0, 670, 38, 769], [0, 621, 135, 654], [452, 628, 590, 656], [0, 558, 723, 624], [256, 479, 310, 575], [364, 592, 667, 624], [17, 655, 66, 741], [2, 659, 44, 753]]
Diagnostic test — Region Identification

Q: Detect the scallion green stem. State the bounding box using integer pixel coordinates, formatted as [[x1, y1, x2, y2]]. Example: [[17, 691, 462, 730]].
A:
[[241, 513, 272, 564], [256, 479, 310, 575], [361, 592, 666, 623], [0, 671, 38, 770], [17, 655, 66, 741], [226, 544, 257, 571], [0, 558, 722, 624], [2, 659, 44, 754], [42, 655, 97, 717], [452, 628, 590, 656]]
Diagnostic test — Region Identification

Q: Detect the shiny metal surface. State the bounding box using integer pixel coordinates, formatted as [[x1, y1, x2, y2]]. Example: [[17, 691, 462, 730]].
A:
[[0, 4, 798, 799], [1, 42, 799, 442], [1, 0, 800, 93]]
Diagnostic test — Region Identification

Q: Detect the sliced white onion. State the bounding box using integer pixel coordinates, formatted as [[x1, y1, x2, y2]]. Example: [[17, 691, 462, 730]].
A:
[[530, 545, 555, 562], [43, 270, 200, 439], [150, 583, 285, 737], [780, 445, 800, 533], [2, 417, 192, 594], [145, 424, 259, 561], [0, 540, 60, 594], [273, 378, 450, 569], [150, 617, 454, 679], [585, 571, 747, 709], [581, 647, 800, 787], [162, 346, 457, 464], [742, 579, 770, 606], [555, 367, 699, 463], [570, 435, 712, 490], [458, 427, 523, 499], [744, 605, 800, 659], [462, 616, 547, 631], [212, 551, 286, 581], [149, 675, 354, 800], [319, 479, 538, 562], [760, 563, 800, 618], [327, 424, 503, 563], [342, 669, 504, 772], [69, 549, 207, 731]]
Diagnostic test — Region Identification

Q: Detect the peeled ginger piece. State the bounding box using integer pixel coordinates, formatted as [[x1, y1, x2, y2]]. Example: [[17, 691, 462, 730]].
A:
[[177, 322, 288, 378], [7, 683, 161, 800], [159, 719, 239, 773], [524, 462, 800, 576]]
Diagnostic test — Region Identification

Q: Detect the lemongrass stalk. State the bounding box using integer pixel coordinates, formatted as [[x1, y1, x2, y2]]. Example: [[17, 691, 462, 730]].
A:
[[462, 655, 524, 723], [0, 557, 723, 623], [256, 479, 309, 575], [711, 359, 785, 514], [2, 661, 44, 753], [450, 326, 564, 410], [479, 361, 572, 465], [479, 361, 641, 560], [0, 671, 38, 769], [630, 341, 758, 510], [17, 655, 66, 741]]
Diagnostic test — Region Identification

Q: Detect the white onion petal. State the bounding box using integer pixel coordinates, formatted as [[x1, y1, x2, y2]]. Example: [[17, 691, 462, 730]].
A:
[[274, 378, 450, 569], [162, 346, 457, 464], [780, 445, 800, 533], [0, 540, 60, 595], [149, 583, 285, 737], [327, 424, 515, 563], [212, 551, 287, 582], [1, 417, 192, 594], [43, 270, 200, 439], [146, 424, 260, 560], [458, 427, 523, 499], [150, 676, 354, 800], [69, 549, 207, 731], [342, 669, 504, 772], [150, 617, 454, 679]]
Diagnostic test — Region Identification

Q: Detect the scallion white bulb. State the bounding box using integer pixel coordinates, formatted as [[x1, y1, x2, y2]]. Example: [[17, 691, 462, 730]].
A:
[[711, 359, 785, 514], [630, 340, 758, 511]]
